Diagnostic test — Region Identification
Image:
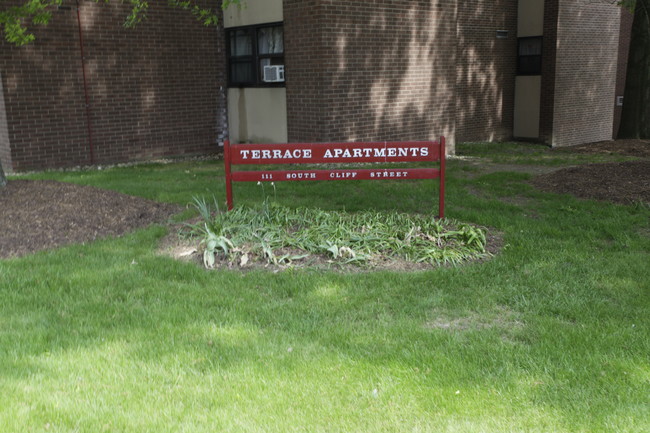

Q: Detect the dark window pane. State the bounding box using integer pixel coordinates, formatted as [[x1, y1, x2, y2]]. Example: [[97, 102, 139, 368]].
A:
[[231, 62, 254, 84], [517, 36, 542, 75], [519, 38, 542, 56], [230, 30, 252, 57], [258, 26, 283, 54], [518, 56, 542, 75]]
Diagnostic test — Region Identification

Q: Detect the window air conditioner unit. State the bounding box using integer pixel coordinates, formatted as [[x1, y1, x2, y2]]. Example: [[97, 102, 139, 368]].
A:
[[263, 65, 285, 83]]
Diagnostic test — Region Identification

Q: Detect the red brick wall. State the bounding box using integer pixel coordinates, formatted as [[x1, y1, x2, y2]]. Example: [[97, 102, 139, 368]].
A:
[[3, 0, 629, 170], [283, 0, 326, 143], [455, 0, 518, 143], [284, 0, 458, 152], [550, 1, 622, 147], [0, 0, 226, 172], [614, 8, 634, 138], [539, 0, 559, 144], [1, 2, 88, 172]]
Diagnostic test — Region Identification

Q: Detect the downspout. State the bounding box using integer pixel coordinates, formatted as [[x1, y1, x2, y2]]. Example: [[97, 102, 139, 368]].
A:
[[218, 84, 229, 147], [75, 0, 95, 165], [217, 14, 230, 148]]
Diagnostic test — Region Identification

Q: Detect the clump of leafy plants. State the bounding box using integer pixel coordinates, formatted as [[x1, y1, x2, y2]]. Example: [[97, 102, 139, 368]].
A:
[[188, 196, 489, 269]]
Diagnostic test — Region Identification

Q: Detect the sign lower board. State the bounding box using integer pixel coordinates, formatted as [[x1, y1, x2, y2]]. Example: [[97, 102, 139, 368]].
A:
[[231, 168, 440, 182]]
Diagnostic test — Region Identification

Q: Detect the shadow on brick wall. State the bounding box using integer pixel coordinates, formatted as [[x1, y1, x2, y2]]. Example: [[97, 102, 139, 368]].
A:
[[285, 0, 518, 151]]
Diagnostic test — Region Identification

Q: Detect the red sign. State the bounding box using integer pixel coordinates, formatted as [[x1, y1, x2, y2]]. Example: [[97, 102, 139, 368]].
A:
[[224, 138, 446, 217]]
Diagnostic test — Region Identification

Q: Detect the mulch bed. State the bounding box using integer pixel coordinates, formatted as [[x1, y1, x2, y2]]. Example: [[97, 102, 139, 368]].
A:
[[531, 139, 650, 205], [1, 139, 648, 260], [531, 160, 650, 205], [553, 139, 650, 158], [0, 180, 181, 259]]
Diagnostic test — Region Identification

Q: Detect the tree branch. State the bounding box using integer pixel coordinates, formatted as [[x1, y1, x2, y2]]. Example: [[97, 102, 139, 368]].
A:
[[0, 0, 242, 45]]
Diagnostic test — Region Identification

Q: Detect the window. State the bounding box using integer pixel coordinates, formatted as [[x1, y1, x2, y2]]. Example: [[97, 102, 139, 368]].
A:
[[227, 23, 284, 87], [517, 36, 542, 75]]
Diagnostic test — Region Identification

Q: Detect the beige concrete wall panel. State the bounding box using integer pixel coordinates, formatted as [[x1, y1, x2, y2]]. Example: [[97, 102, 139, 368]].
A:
[[224, 0, 283, 28], [513, 75, 542, 138], [228, 88, 288, 143], [518, 0, 545, 37]]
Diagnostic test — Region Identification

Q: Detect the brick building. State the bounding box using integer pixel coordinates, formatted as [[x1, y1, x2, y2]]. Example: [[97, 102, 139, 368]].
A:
[[0, 0, 633, 173]]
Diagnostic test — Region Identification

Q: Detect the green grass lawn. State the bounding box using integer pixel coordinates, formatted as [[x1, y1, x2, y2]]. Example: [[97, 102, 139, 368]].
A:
[[1, 144, 649, 432]]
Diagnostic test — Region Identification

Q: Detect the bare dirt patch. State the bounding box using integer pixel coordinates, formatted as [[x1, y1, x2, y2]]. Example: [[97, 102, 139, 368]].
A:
[[0, 180, 181, 259], [425, 306, 524, 333]]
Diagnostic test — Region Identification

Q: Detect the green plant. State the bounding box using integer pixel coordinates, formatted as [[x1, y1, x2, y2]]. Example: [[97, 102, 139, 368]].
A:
[[201, 225, 234, 268], [190, 195, 234, 268], [187, 195, 217, 235]]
